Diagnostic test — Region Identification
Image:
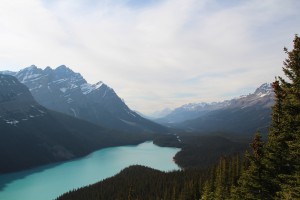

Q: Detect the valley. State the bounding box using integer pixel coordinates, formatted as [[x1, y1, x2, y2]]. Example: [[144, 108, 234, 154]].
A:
[[154, 83, 274, 136], [0, 68, 275, 199], [0, 1, 299, 199], [55, 34, 300, 200], [0, 142, 179, 200], [0, 74, 154, 173]]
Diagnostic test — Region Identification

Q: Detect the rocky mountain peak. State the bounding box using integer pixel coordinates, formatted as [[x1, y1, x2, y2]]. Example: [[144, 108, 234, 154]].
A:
[[156, 83, 274, 124], [180, 102, 209, 111], [254, 83, 273, 97], [0, 74, 34, 102], [22, 65, 38, 71], [55, 65, 74, 75], [0, 65, 165, 133]]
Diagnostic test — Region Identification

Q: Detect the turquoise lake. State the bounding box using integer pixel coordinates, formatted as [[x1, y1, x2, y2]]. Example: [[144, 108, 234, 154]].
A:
[[0, 141, 180, 200]]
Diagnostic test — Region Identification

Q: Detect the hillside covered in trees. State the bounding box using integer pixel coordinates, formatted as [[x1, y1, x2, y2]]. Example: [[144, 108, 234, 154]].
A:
[[154, 133, 248, 169], [57, 35, 300, 200]]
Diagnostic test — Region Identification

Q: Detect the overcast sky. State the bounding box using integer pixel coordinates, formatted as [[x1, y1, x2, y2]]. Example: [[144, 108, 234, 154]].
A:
[[0, 0, 299, 114]]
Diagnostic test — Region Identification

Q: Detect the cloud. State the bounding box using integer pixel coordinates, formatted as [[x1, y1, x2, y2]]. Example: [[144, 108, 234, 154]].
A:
[[0, 0, 299, 114]]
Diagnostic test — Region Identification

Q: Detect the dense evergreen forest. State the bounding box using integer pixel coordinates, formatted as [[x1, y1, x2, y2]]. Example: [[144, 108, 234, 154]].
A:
[[57, 35, 300, 200], [154, 133, 248, 169]]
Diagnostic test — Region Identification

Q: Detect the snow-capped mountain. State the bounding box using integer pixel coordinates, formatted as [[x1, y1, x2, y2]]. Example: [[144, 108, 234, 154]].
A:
[[1, 65, 165, 133], [224, 83, 274, 109], [0, 74, 152, 173], [154, 83, 274, 135], [156, 83, 274, 124]]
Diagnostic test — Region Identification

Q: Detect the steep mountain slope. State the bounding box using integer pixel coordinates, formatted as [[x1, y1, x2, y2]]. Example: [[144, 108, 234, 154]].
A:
[[0, 74, 150, 173], [157, 83, 273, 125], [173, 83, 274, 135], [1, 65, 165, 133]]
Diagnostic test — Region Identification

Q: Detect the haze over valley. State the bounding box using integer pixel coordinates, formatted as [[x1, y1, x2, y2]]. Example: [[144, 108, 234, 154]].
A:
[[0, 0, 300, 199]]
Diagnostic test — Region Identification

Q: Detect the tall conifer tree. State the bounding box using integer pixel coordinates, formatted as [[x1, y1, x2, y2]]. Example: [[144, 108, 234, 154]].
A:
[[265, 34, 300, 199], [236, 132, 271, 199]]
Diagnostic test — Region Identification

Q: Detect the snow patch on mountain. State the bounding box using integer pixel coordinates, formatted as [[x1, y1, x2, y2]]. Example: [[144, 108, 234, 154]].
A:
[[60, 88, 67, 93], [1, 65, 165, 133], [1, 65, 108, 98], [53, 79, 67, 84], [180, 83, 273, 112], [67, 98, 73, 103], [156, 83, 274, 124], [4, 119, 19, 125], [94, 81, 103, 90], [80, 83, 94, 95], [80, 81, 104, 95], [181, 102, 210, 111], [70, 108, 77, 117], [70, 84, 78, 89]]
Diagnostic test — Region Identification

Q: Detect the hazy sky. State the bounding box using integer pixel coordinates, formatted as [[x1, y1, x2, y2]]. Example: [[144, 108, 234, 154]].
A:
[[0, 0, 299, 114]]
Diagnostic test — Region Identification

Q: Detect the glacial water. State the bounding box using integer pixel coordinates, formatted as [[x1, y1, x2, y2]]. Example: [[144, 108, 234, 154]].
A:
[[0, 141, 180, 200]]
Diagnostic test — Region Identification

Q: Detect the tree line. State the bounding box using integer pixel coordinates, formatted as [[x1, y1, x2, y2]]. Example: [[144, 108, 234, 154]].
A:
[[57, 35, 300, 200]]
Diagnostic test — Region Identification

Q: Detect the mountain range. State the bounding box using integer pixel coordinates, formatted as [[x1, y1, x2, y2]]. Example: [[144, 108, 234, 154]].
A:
[[0, 65, 275, 173], [1, 65, 165, 133], [155, 83, 274, 135], [0, 74, 150, 173]]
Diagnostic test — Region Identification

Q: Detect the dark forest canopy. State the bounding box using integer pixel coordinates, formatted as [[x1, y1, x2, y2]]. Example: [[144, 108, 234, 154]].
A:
[[57, 35, 300, 200]]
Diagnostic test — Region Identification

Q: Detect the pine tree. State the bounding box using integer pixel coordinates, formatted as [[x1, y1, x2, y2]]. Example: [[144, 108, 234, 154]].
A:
[[201, 181, 214, 200], [214, 157, 224, 200], [263, 79, 289, 197], [236, 132, 272, 199], [273, 34, 300, 199], [259, 35, 300, 199]]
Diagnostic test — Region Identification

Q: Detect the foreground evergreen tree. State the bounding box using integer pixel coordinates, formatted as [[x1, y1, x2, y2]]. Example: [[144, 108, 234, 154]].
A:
[[266, 35, 300, 199], [236, 133, 272, 199], [56, 35, 300, 200], [201, 155, 243, 200], [232, 35, 300, 200]]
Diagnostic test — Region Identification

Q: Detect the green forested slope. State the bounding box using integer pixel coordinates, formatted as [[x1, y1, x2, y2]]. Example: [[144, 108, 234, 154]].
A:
[[57, 35, 300, 200]]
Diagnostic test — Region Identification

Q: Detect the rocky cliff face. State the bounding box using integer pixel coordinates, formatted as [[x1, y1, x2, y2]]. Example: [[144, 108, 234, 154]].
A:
[[0, 74, 151, 173], [2, 65, 166, 133]]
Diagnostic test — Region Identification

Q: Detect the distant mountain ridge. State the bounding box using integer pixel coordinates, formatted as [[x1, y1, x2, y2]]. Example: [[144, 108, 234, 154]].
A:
[[146, 108, 173, 119], [1, 65, 166, 133], [156, 83, 274, 135], [0, 74, 150, 173], [157, 83, 273, 124]]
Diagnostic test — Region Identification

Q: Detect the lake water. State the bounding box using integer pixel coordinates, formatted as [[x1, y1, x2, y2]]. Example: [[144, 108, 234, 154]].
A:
[[0, 141, 180, 200]]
